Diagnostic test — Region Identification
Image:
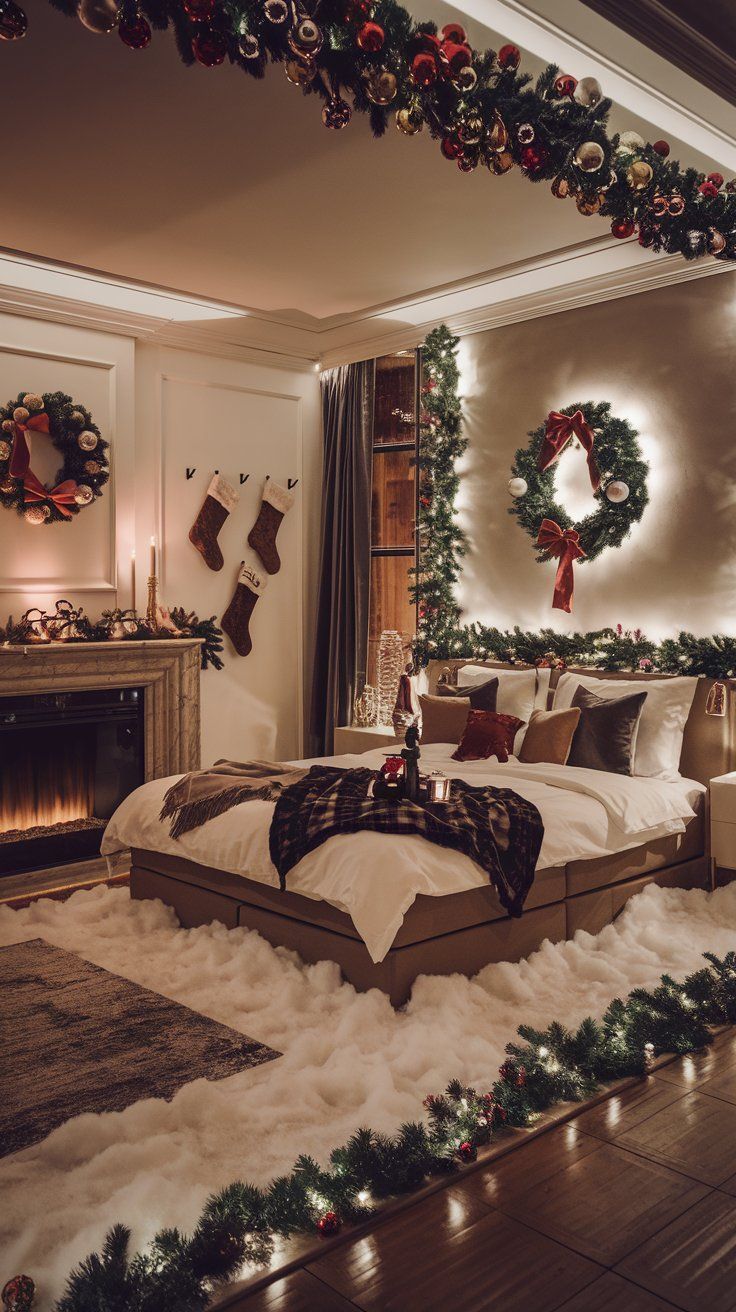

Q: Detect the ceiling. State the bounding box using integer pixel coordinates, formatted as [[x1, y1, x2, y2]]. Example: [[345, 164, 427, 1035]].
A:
[[1, 0, 729, 332]]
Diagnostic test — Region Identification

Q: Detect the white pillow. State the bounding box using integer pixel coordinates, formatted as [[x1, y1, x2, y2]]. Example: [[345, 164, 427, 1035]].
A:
[[457, 665, 550, 753], [553, 672, 698, 779]]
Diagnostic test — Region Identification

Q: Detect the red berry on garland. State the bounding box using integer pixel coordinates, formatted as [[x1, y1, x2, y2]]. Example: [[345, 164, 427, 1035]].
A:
[[183, 0, 214, 17], [441, 136, 463, 160], [118, 13, 152, 47], [2, 1276, 35, 1311], [411, 51, 437, 86], [553, 72, 577, 97], [0, 0, 27, 40], [497, 42, 520, 70], [652, 139, 670, 157], [192, 25, 227, 64], [698, 180, 719, 198], [356, 19, 383, 50], [457, 1141, 477, 1163], [707, 172, 724, 189], [520, 144, 547, 175], [442, 21, 466, 42], [318, 1210, 341, 1236], [611, 218, 635, 239]]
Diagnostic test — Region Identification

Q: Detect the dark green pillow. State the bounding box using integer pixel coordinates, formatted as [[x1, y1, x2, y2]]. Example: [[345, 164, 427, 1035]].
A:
[[568, 685, 648, 775], [437, 676, 498, 713]]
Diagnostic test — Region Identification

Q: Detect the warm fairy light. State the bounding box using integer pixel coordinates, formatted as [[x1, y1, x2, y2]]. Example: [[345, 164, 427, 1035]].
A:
[[357, 1189, 371, 1205], [538, 1046, 549, 1059]]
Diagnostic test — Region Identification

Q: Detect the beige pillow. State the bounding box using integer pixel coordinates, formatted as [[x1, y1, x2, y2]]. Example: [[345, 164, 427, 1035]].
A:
[[419, 694, 470, 745], [518, 707, 581, 766]]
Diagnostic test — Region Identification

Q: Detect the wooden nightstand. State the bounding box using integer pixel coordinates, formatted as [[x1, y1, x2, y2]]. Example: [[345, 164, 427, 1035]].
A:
[[333, 725, 401, 755], [710, 772, 736, 889]]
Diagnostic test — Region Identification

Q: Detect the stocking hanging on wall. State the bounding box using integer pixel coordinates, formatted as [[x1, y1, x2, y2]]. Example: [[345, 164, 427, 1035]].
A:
[[189, 474, 239, 571], [221, 551, 268, 657], [248, 481, 294, 575]]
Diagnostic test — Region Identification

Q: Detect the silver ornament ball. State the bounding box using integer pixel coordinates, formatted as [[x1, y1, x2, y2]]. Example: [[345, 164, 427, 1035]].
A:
[[574, 140, 605, 172], [508, 476, 528, 497], [77, 0, 119, 33], [605, 479, 629, 503], [574, 76, 603, 108], [78, 430, 98, 451]]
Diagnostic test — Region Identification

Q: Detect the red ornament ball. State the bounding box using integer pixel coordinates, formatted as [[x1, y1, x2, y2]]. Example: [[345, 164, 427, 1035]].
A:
[[698, 180, 719, 198], [411, 51, 437, 85], [192, 25, 227, 64], [611, 217, 635, 239], [442, 40, 472, 74], [344, 0, 371, 18], [553, 73, 577, 97], [1, 1276, 35, 1312], [457, 1141, 477, 1163], [356, 19, 383, 50], [318, 1210, 341, 1236], [183, 0, 214, 17], [0, 0, 27, 39], [441, 21, 466, 42], [707, 172, 724, 189], [497, 42, 520, 70], [441, 136, 463, 160], [652, 139, 670, 157], [118, 13, 151, 47], [520, 144, 546, 175], [638, 223, 657, 248]]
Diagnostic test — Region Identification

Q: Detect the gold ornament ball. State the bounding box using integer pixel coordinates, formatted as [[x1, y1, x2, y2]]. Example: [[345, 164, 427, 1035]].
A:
[[1, 419, 13, 433], [74, 484, 94, 506], [616, 130, 645, 154], [24, 505, 48, 525], [605, 480, 629, 503], [285, 57, 315, 85], [13, 406, 29, 423], [77, 0, 119, 32], [488, 149, 514, 175], [576, 192, 603, 215], [70, 410, 85, 424], [83, 459, 102, 475], [0, 440, 11, 461], [78, 430, 98, 451], [366, 69, 397, 105], [487, 112, 508, 153], [551, 175, 571, 199], [708, 227, 726, 255], [574, 76, 603, 108], [0, 476, 14, 494], [22, 393, 43, 411], [395, 107, 422, 135], [627, 160, 653, 190], [574, 140, 605, 172]]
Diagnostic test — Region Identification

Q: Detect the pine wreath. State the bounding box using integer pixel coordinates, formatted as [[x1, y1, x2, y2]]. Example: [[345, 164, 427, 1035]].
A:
[[0, 391, 109, 525], [509, 401, 649, 563]]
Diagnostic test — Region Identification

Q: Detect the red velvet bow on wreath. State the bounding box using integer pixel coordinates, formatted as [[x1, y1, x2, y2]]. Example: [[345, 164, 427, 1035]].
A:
[[537, 409, 600, 492], [536, 518, 586, 613], [7, 406, 79, 518]]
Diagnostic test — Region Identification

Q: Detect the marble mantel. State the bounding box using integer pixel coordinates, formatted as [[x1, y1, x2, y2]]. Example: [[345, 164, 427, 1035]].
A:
[[0, 640, 202, 777]]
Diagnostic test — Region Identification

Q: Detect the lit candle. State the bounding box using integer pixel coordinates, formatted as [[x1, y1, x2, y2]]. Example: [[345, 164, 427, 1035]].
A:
[[130, 549, 136, 608], [149, 535, 156, 577]]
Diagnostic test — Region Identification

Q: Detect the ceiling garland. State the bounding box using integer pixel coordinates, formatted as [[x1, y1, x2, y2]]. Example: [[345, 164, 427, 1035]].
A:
[[3, 0, 735, 261]]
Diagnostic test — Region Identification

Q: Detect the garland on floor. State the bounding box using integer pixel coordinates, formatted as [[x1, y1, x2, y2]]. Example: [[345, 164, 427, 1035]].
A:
[[13, 950, 731, 1312], [11, 0, 735, 262]]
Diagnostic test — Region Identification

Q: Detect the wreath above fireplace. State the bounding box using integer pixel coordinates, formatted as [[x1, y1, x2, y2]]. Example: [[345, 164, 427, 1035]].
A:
[[0, 390, 110, 525]]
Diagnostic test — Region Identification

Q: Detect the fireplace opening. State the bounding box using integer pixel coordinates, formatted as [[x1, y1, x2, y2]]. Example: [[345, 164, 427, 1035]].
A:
[[0, 688, 145, 876]]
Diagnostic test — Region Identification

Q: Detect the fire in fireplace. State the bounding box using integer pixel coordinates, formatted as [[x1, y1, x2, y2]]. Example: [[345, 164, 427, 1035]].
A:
[[0, 688, 145, 875]]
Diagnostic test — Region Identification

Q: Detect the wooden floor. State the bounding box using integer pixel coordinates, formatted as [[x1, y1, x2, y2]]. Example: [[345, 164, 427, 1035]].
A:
[[225, 1030, 736, 1312]]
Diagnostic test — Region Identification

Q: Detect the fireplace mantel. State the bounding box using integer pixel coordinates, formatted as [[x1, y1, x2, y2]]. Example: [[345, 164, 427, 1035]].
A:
[[0, 639, 202, 778]]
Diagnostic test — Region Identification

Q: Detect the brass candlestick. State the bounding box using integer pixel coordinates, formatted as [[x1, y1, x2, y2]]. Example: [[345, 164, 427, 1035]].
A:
[[146, 574, 159, 628]]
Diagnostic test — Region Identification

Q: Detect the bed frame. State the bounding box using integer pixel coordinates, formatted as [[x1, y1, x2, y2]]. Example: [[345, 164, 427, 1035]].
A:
[[130, 665, 734, 1006]]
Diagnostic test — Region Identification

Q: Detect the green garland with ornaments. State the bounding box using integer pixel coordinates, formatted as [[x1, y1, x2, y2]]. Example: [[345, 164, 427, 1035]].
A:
[[2, 0, 733, 262], [0, 392, 109, 525], [3, 949, 729, 1311]]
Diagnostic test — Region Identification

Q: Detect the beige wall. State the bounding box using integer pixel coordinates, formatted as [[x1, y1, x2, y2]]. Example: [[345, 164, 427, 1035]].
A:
[[455, 271, 736, 641]]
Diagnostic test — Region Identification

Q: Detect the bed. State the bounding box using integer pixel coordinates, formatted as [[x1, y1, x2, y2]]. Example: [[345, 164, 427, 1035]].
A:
[[103, 664, 734, 1006]]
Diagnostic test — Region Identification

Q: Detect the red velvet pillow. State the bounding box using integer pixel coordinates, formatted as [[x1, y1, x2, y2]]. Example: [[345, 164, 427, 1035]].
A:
[[451, 709, 525, 763]]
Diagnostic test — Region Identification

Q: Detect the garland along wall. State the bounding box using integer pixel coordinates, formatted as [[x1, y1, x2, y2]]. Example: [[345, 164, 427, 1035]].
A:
[[452, 270, 736, 641]]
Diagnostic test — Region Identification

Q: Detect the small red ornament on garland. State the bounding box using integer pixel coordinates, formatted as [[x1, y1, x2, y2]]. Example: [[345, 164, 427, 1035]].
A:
[[356, 19, 383, 50], [411, 51, 437, 86], [441, 21, 466, 42], [118, 11, 151, 47], [183, 0, 214, 17], [441, 136, 463, 160], [1, 1276, 35, 1312], [317, 1210, 341, 1236], [698, 180, 720, 198], [0, 0, 27, 39], [611, 218, 635, 239], [457, 1141, 477, 1163], [707, 172, 724, 189], [520, 144, 547, 175], [553, 72, 577, 97], [652, 139, 670, 157], [497, 42, 520, 70], [192, 25, 228, 65]]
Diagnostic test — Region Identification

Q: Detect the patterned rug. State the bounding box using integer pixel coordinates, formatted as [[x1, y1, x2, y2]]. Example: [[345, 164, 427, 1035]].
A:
[[1, 938, 280, 1157]]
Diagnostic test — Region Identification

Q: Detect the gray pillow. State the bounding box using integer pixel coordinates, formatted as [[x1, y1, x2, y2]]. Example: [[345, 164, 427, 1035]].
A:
[[437, 676, 499, 713], [568, 685, 648, 775]]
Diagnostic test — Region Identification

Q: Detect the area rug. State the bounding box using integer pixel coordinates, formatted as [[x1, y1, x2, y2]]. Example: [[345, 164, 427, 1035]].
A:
[[1, 881, 735, 1310], [0, 938, 280, 1157]]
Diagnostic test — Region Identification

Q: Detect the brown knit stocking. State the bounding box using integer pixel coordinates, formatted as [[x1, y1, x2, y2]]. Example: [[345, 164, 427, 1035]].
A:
[[247, 481, 294, 575], [189, 475, 239, 571], [221, 553, 268, 657]]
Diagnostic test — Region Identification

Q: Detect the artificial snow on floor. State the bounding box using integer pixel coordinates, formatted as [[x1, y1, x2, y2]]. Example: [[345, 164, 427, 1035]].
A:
[[2, 881, 735, 1308]]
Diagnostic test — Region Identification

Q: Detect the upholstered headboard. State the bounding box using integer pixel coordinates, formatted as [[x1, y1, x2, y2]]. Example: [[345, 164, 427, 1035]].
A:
[[426, 659, 734, 786]]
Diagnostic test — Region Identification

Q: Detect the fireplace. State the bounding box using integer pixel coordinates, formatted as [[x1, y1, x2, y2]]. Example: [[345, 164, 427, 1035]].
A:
[[1, 688, 145, 875]]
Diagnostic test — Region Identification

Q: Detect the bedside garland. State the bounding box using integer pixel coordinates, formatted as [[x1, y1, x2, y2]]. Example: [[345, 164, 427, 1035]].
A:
[[0, 392, 109, 525], [14, 949, 732, 1312], [7, 1, 736, 263]]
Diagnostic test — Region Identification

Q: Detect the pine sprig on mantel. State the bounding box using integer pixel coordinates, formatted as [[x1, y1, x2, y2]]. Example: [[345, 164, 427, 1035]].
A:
[[49, 950, 736, 1312]]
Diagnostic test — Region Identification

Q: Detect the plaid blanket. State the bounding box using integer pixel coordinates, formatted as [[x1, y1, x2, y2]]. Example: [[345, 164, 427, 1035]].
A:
[[270, 766, 543, 917]]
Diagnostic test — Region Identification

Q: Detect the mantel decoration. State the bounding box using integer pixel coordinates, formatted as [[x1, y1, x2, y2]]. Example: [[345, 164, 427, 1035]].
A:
[[0, 600, 224, 670], [0, 392, 109, 525], [7, 949, 733, 1311], [508, 402, 649, 612], [4, 1, 734, 263]]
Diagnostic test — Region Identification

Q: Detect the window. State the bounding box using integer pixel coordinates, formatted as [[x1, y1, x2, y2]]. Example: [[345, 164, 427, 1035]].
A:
[[367, 351, 419, 685]]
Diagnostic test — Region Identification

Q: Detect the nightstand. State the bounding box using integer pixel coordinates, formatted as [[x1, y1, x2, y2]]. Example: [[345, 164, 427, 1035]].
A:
[[333, 724, 401, 755], [710, 772, 736, 889]]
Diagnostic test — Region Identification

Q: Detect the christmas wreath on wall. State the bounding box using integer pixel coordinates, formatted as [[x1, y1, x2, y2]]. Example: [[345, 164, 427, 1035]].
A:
[[0, 391, 109, 525], [507, 402, 649, 611]]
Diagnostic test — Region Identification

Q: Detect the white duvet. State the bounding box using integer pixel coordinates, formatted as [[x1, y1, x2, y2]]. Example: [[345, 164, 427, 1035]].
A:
[[102, 746, 704, 964]]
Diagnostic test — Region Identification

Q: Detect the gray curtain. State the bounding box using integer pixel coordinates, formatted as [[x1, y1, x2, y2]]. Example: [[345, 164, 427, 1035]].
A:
[[310, 360, 374, 755]]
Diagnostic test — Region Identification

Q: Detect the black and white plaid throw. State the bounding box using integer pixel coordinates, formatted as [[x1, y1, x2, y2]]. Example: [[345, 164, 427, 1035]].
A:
[[269, 766, 544, 917]]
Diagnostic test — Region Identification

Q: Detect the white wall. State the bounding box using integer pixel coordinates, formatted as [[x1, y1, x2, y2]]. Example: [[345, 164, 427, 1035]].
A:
[[0, 314, 321, 766]]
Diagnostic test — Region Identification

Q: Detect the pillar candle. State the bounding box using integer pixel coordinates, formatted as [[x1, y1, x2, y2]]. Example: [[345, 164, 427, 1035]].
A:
[[131, 550, 136, 607], [149, 536, 156, 576]]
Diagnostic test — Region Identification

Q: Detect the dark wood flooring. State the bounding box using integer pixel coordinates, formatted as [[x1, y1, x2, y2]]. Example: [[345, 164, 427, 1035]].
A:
[[223, 1030, 736, 1312]]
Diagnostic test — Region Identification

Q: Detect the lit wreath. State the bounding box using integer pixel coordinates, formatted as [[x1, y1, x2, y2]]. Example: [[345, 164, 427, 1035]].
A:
[[508, 401, 649, 611], [0, 390, 109, 525]]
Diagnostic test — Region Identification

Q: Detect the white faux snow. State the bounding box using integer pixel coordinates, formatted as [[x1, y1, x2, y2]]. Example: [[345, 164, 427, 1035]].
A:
[[2, 881, 735, 1307]]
